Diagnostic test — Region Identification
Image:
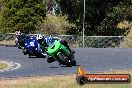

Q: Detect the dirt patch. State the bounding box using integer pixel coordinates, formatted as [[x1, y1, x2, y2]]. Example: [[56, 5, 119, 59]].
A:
[[0, 40, 15, 46], [0, 62, 7, 69]]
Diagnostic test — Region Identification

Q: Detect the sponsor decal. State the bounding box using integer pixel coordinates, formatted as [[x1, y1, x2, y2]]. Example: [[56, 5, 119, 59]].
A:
[[76, 66, 131, 85]]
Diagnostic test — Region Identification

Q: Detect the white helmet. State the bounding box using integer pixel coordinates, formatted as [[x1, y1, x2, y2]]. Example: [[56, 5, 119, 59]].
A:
[[36, 34, 43, 40]]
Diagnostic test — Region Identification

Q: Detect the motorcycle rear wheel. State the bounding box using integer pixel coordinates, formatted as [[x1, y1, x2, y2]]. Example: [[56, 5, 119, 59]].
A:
[[71, 59, 76, 66]]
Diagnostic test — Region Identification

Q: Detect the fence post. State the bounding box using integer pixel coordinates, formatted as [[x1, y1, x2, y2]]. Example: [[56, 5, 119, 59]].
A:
[[119, 36, 122, 48]]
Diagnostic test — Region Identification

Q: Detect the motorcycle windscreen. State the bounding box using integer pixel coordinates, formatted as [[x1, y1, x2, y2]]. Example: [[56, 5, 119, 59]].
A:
[[47, 38, 55, 47], [47, 40, 61, 55]]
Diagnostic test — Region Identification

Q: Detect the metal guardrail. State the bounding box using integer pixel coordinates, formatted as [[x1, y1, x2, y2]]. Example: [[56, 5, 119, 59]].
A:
[[0, 33, 132, 48]]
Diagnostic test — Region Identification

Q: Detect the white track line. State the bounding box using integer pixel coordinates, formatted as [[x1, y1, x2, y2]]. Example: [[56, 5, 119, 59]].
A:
[[10, 62, 21, 71], [0, 61, 21, 72]]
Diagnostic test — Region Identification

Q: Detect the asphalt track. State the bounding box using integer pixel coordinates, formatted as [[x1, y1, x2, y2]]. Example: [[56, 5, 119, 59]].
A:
[[0, 46, 132, 78]]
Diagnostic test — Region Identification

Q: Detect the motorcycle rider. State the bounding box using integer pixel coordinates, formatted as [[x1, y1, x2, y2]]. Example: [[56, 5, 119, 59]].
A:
[[36, 34, 48, 50], [15, 31, 29, 49], [36, 34, 75, 63]]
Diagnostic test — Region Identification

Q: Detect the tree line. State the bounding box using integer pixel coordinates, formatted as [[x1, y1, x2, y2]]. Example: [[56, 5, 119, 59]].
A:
[[58, 0, 132, 36], [0, 0, 131, 36]]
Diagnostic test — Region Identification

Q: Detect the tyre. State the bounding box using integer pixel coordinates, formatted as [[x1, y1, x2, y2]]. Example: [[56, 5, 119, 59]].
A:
[[28, 51, 34, 58], [71, 59, 76, 66], [28, 54, 32, 58], [69, 53, 76, 66], [58, 53, 71, 66], [76, 76, 87, 85], [47, 57, 55, 63], [23, 49, 27, 55]]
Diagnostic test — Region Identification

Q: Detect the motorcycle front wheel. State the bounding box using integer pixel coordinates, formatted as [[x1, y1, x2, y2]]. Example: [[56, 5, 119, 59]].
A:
[[58, 52, 72, 67], [23, 49, 27, 55]]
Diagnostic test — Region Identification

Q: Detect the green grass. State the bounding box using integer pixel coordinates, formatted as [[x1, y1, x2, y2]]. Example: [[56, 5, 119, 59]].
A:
[[0, 70, 132, 88], [0, 62, 7, 69]]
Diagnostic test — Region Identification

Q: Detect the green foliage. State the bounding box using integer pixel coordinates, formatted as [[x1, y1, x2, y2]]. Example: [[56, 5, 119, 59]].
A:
[[37, 15, 75, 35], [58, 0, 132, 36], [1, 0, 47, 33], [97, 2, 132, 36]]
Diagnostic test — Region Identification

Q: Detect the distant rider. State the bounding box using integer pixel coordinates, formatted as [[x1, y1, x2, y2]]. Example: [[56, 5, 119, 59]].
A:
[[15, 31, 29, 48]]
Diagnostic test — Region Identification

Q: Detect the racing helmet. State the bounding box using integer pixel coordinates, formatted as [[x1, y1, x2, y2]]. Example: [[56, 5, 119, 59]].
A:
[[36, 34, 44, 44], [36, 34, 44, 40]]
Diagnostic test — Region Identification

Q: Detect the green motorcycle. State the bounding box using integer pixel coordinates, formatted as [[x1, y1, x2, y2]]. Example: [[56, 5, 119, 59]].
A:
[[47, 39, 76, 66]]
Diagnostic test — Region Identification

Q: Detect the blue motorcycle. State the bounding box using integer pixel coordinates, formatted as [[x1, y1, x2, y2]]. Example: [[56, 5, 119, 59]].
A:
[[15, 34, 27, 49], [23, 36, 47, 58]]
